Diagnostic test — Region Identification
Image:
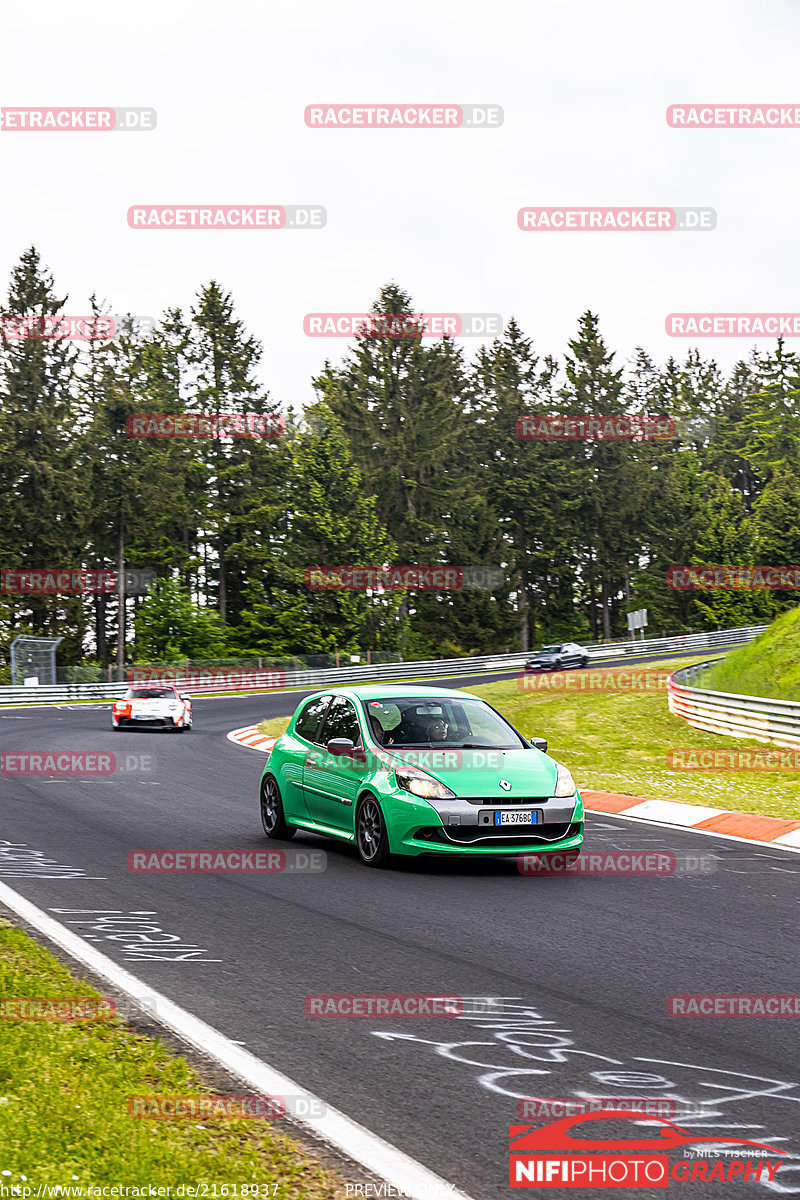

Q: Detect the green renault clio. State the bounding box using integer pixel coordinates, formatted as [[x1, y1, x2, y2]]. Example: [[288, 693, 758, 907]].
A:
[[258, 684, 583, 868]]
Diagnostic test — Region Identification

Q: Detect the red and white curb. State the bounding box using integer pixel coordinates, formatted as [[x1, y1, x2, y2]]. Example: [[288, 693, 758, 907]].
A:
[[583, 791, 800, 852], [227, 727, 800, 854], [227, 725, 277, 754]]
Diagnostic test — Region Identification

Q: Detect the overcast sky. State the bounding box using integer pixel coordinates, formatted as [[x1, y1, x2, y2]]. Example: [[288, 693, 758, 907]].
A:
[[1, 0, 797, 412]]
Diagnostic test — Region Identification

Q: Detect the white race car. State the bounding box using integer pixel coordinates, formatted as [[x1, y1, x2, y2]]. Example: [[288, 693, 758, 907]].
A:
[[112, 685, 192, 732]]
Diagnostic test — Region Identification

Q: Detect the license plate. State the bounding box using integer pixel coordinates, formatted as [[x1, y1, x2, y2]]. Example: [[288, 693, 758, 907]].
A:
[[495, 810, 539, 825]]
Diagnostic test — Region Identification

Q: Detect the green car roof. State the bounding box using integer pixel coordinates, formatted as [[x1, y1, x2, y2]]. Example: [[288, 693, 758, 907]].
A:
[[313, 683, 481, 702]]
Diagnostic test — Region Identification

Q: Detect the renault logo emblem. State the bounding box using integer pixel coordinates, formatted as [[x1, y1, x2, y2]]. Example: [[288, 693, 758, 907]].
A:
[[499, 779, 512, 791]]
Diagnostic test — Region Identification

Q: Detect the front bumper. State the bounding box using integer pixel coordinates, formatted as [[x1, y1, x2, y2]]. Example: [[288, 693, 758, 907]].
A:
[[115, 714, 180, 727], [386, 790, 584, 857]]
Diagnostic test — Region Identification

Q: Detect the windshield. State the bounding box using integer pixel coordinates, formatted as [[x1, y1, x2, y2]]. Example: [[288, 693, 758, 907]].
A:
[[540, 645, 561, 653], [365, 697, 526, 749], [124, 687, 176, 699]]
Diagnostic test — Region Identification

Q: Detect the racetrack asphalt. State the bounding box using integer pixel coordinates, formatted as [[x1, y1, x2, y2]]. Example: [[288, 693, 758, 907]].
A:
[[1, 669, 798, 1199]]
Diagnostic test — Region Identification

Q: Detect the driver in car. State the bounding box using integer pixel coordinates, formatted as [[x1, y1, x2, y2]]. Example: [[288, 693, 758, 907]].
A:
[[423, 715, 449, 742]]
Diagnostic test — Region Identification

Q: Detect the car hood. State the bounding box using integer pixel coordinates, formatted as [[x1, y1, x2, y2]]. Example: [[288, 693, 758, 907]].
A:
[[383, 747, 558, 798]]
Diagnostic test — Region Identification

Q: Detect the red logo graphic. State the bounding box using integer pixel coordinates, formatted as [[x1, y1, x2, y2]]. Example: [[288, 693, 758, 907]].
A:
[[509, 1111, 785, 1188]]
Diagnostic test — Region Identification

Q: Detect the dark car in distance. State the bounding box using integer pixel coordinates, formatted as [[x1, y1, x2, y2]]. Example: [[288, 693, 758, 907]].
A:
[[524, 642, 589, 671]]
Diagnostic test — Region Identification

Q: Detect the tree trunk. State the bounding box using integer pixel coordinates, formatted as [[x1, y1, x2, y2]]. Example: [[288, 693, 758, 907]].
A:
[[601, 576, 612, 641], [219, 536, 227, 623], [518, 579, 529, 652], [95, 592, 107, 663], [116, 523, 125, 679]]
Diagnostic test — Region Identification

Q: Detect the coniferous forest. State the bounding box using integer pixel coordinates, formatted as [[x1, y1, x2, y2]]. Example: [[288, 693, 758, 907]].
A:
[[2, 246, 798, 678]]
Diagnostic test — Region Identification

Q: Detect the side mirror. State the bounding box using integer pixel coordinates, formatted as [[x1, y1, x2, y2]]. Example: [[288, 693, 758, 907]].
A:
[[326, 738, 355, 757], [530, 737, 548, 753], [180, 694, 191, 701]]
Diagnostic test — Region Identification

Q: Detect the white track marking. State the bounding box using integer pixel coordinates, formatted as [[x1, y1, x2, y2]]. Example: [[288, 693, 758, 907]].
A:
[[0, 880, 475, 1200]]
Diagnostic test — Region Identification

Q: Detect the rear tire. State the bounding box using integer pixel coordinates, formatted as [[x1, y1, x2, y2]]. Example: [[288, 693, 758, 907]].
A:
[[355, 794, 392, 868], [580, 656, 589, 669], [260, 775, 296, 839]]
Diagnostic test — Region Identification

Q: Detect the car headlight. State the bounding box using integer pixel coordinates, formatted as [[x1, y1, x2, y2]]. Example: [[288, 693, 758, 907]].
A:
[[553, 761, 576, 798], [394, 762, 456, 800]]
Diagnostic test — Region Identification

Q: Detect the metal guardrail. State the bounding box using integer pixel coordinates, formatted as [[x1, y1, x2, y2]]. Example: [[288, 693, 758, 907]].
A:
[[0, 625, 769, 706], [669, 658, 800, 749]]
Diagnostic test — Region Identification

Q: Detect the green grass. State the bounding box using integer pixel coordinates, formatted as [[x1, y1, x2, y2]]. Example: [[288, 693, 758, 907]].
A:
[[468, 660, 800, 821], [253, 655, 798, 820], [0, 919, 344, 1194], [704, 607, 800, 701]]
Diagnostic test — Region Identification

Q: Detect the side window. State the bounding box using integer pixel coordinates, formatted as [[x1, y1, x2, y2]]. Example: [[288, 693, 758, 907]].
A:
[[294, 695, 332, 744], [319, 696, 361, 746]]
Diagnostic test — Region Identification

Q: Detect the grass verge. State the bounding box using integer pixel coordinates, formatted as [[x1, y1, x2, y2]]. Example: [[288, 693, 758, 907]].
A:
[[468, 659, 799, 820], [0, 917, 344, 1194], [703, 607, 800, 701]]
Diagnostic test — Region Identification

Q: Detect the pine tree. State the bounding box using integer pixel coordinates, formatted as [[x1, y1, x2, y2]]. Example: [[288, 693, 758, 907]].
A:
[[471, 318, 581, 649], [184, 282, 282, 630], [690, 476, 768, 627], [0, 247, 87, 656], [562, 312, 648, 640], [232, 406, 402, 656]]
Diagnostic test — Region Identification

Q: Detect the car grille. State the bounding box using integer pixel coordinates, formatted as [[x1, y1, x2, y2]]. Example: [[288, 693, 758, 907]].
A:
[[463, 795, 552, 806], [415, 820, 581, 847]]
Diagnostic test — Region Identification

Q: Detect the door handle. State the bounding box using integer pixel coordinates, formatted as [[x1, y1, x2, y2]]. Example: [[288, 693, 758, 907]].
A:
[[305, 755, 320, 767]]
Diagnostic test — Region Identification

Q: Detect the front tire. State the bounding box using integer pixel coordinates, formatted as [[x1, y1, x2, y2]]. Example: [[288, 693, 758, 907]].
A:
[[355, 794, 392, 868], [260, 775, 296, 839]]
